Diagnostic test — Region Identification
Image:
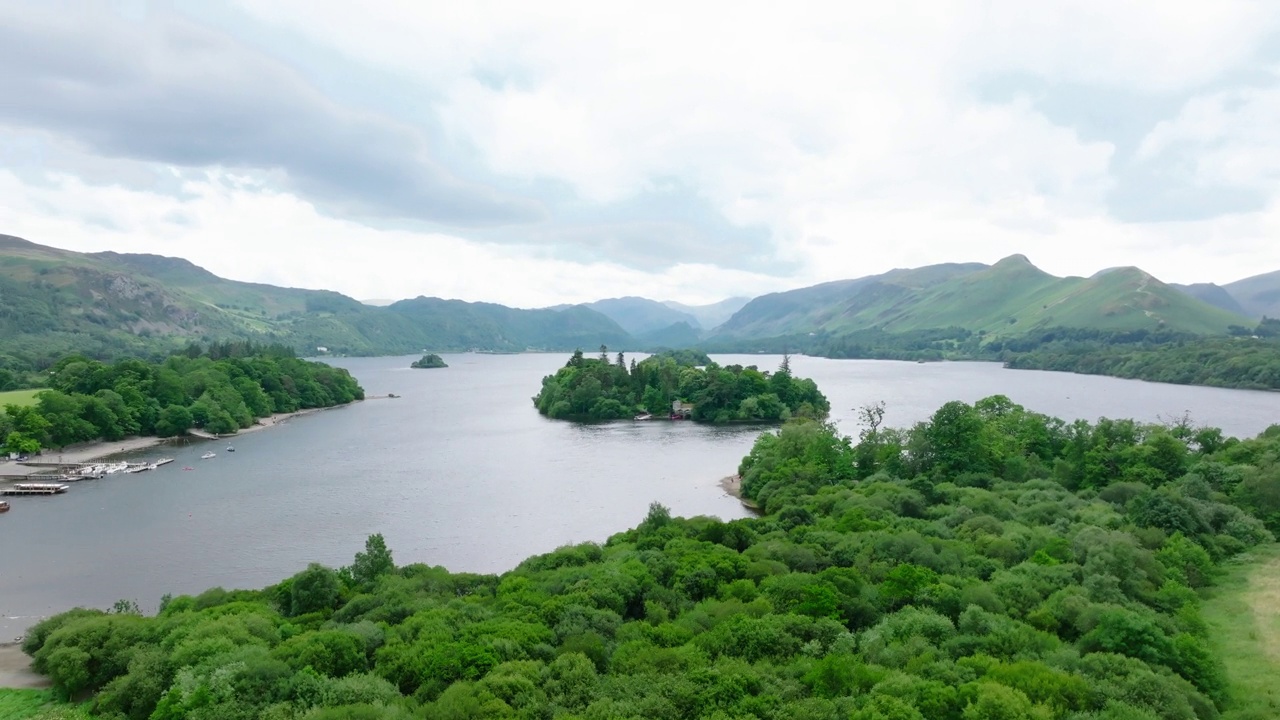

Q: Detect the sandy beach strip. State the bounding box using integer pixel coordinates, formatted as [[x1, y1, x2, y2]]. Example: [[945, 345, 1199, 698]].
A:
[[719, 474, 760, 512]]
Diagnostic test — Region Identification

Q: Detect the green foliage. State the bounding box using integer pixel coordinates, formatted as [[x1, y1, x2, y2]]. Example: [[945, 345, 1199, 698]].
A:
[[19, 397, 1280, 719], [0, 348, 362, 452], [347, 534, 396, 590], [533, 350, 829, 423], [1005, 335, 1280, 390], [410, 354, 448, 369], [0, 689, 86, 720]]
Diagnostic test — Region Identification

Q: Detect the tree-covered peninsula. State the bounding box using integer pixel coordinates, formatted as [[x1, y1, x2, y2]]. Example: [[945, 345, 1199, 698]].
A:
[[0, 343, 363, 454], [13, 398, 1280, 719], [411, 354, 449, 369], [532, 349, 829, 423]]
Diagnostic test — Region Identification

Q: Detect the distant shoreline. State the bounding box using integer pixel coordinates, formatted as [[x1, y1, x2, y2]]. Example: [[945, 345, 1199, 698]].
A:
[[1, 405, 345, 476]]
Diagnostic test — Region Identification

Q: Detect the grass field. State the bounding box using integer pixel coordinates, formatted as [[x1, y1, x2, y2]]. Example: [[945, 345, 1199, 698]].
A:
[[1204, 543, 1280, 719], [0, 389, 41, 408], [0, 689, 87, 719]]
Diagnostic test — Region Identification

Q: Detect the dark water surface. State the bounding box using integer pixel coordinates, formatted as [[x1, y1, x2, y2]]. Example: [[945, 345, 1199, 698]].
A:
[[1, 354, 1277, 638]]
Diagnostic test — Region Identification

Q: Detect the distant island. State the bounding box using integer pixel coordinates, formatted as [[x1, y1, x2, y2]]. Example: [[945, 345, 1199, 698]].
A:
[[411, 353, 448, 369], [532, 348, 829, 423]]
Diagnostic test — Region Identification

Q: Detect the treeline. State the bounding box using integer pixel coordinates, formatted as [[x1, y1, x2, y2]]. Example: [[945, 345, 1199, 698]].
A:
[[19, 398, 1280, 719], [1003, 337, 1280, 390], [0, 346, 363, 454], [533, 349, 829, 423], [709, 322, 1280, 391]]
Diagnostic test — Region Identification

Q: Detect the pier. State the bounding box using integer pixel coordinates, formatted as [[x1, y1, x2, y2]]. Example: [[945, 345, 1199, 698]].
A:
[[2, 483, 70, 495]]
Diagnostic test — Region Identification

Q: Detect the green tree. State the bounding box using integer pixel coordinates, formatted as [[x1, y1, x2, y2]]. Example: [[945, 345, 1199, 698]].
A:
[[290, 563, 343, 617], [349, 534, 396, 589]]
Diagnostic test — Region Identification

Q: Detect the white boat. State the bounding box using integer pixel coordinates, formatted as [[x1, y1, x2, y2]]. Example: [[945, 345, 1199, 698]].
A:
[[200, 451, 216, 460], [226, 445, 235, 453]]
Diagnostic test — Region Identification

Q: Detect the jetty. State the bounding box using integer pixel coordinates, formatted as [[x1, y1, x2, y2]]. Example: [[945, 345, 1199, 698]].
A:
[[2, 483, 70, 495]]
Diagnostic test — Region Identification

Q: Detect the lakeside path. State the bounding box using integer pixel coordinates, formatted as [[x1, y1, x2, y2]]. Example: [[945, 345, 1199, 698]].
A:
[[1203, 543, 1280, 718], [0, 406, 340, 477]]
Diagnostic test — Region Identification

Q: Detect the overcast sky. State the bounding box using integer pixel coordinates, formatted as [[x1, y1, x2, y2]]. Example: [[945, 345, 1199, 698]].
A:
[[3, 1, 1280, 307]]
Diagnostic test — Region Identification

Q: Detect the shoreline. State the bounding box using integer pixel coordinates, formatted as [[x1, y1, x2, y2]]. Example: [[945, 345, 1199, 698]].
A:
[[0, 405, 345, 477], [719, 474, 760, 513], [0, 642, 47, 690]]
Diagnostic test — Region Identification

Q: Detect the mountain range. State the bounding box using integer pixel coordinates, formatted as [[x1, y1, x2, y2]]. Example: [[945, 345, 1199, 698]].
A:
[[1, 234, 1277, 373]]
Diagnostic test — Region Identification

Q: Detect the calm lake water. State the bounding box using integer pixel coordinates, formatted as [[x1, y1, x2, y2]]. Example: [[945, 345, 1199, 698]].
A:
[[1, 354, 1278, 638]]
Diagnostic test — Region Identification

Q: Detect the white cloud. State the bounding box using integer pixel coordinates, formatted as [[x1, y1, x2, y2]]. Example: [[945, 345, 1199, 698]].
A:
[[1139, 76, 1280, 191], [6, 0, 1280, 303], [0, 168, 789, 306], [224, 0, 1280, 287]]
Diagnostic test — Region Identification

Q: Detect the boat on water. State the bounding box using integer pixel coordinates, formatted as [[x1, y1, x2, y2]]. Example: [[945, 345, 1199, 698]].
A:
[[201, 451, 216, 460], [226, 445, 235, 453], [634, 413, 653, 421], [0, 500, 9, 513]]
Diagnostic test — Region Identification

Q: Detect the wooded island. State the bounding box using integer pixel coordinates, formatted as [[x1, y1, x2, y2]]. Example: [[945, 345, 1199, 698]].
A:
[[532, 349, 830, 423], [411, 354, 448, 369]]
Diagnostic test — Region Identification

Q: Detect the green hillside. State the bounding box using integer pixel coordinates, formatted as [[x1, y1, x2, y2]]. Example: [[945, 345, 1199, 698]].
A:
[[0, 235, 636, 373], [715, 262, 986, 338], [714, 255, 1246, 342]]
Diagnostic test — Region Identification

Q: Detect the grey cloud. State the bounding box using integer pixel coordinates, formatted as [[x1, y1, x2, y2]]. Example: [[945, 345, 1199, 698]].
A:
[[0, 4, 542, 225], [516, 220, 794, 275], [974, 72, 1276, 222], [497, 180, 788, 274]]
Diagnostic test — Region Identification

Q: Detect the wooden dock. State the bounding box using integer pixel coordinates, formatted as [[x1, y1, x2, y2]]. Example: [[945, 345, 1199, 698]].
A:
[[2, 483, 70, 495]]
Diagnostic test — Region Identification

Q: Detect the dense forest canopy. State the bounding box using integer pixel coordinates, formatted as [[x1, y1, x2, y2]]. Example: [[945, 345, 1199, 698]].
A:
[[532, 350, 829, 423], [16, 396, 1280, 719], [0, 343, 363, 454]]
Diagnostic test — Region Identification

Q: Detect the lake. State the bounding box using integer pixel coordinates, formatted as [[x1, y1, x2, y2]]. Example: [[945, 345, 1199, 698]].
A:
[[1, 354, 1277, 639]]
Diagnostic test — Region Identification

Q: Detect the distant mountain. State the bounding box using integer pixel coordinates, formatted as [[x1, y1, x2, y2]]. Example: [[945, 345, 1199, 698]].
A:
[[713, 255, 1247, 342], [1224, 269, 1280, 320], [714, 262, 987, 338], [1171, 283, 1249, 318], [0, 235, 635, 370], [578, 296, 701, 335], [387, 297, 632, 351], [662, 297, 751, 330], [637, 321, 702, 349]]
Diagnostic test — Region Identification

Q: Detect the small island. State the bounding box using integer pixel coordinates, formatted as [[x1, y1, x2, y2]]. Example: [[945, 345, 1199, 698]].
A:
[[411, 353, 448, 369], [533, 347, 829, 423]]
